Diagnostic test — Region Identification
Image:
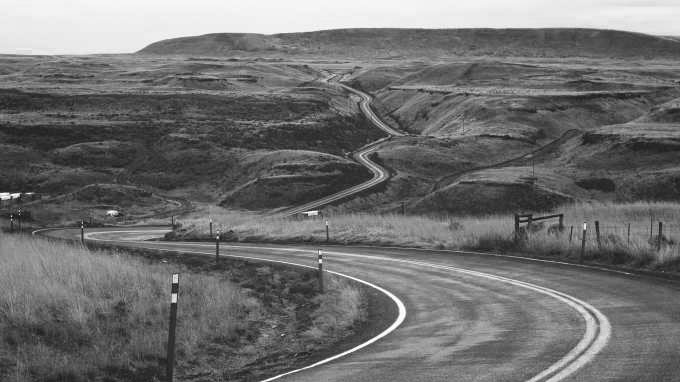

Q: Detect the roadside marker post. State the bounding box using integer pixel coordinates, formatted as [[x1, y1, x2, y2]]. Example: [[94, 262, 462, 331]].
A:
[[167, 273, 179, 382], [318, 250, 324, 294], [209, 218, 213, 238], [9, 214, 13, 233], [595, 221, 601, 250], [657, 222, 663, 251], [325, 220, 330, 243], [627, 223, 631, 245], [580, 222, 587, 264], [215, 230, 220, 262], [80, 220, 85, 244], [17, 209, 22, 233]]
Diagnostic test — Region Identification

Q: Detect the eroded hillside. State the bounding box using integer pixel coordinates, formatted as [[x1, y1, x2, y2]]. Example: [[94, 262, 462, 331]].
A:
[[332, 60, 680, 215], [0, 55, 379, 222]]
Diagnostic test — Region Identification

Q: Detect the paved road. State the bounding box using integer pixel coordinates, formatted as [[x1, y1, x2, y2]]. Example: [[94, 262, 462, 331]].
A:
[[280, 78, 404, 216], [42, 227, 680, 381]]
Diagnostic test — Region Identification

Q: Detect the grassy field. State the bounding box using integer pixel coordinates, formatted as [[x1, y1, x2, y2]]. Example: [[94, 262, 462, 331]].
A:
[[0, 233, 366, 381], [167, 202, 680, 273]]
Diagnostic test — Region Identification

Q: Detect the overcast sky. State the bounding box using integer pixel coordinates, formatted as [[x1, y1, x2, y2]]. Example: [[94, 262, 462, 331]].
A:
[[2, 0, 679, 55]]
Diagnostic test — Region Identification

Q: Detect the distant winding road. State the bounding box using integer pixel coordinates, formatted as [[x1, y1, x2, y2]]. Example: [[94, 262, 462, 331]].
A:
[[39, 227, 680, 381], [281, 76, 405, 216]]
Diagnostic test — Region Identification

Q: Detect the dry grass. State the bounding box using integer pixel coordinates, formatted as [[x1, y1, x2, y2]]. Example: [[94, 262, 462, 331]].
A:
[[0, 232, 367, 381], [0, 233, 248, 381], [170, 202, 680, 272]]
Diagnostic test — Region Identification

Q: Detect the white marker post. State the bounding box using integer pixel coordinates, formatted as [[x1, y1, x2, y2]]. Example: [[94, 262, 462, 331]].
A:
[[325, 220, 330, 242], [9, 214, 13, 233], [318, 250, 324, 294], [80, 219, 85, 244], [580, 222, 587, 264], [167, 273, 179, 382]]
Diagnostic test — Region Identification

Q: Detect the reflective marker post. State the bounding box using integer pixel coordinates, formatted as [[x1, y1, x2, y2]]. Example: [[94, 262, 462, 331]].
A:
[[80, 219, 85, 244], [167, 273, 179, 382], [215, 230, 220, 263], [317, 250, 324, 294], [9, 214, 13, 233], [325, 220, 330, 243], [580, 222, 587, 264]]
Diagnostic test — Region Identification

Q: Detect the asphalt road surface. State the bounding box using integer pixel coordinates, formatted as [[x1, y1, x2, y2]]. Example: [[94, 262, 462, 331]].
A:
[[41, 227, 680, 382]]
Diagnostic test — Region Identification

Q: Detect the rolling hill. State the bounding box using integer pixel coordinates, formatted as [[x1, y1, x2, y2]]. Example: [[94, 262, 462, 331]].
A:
[[139, 28, 680, 59]]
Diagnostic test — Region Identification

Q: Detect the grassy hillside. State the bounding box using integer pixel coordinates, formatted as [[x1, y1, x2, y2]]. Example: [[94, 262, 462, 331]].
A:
[[0, 233, 366, 381], [138, 28, 680, 59]]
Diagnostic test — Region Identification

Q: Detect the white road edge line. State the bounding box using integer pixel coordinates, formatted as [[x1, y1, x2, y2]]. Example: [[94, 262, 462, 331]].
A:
[[81, 231, 611, 382]]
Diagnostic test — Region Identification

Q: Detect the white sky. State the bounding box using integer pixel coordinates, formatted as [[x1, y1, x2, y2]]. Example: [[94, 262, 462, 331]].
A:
[[2, 0, 679, 55]]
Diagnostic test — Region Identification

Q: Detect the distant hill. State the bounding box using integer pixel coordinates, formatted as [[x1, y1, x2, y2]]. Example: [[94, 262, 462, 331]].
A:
[[138, 28, 680, 59]]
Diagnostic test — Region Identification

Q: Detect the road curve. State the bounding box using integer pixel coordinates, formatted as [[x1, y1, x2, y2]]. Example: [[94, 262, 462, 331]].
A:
[[280, 78, 404, 216], [40, 227, 680, 381]]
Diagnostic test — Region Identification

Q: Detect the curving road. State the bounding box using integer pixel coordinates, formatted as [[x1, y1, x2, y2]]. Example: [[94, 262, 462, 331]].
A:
[[40, 227, 680, 381], [280, 77, 404, 216]]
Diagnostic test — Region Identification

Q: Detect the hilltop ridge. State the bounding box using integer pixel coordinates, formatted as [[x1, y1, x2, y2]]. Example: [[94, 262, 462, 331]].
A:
[[138, 28, 680, 59]]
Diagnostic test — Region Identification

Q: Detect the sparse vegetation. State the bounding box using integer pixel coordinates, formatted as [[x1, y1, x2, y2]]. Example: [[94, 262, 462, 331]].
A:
[[168, 202, 680, 273], [0, 233, 367, 381]]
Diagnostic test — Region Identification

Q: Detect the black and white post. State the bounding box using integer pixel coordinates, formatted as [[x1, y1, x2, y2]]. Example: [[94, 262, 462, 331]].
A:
[[80, 219, 85, 244], [215, 229, 220, 262], [317, 249, 324, 294], [580, 222, 587, 264], [9, 213, 14, 233], [167, 273, 179, 382]]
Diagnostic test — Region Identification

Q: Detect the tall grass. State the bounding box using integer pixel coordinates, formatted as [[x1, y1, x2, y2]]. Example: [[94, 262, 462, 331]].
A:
[[0, 232, 368, 381], [0, 233, 248, 381], [170, 202, 680, 272]]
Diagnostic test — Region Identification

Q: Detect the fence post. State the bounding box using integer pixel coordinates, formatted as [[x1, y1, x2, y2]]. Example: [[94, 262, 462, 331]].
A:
[[569, 225, 573, 244], [81, 219, 85, 244], [401, 202, 405, 215], [527, 214, 533, 231], [325, 220, 330, 243], [317, 250, 324, 294], [171, 216, 175, 230], [215, 230, 220, 262], [167, 273, 179, 382], [559, 214, 564, 229], [595, 221, 601, 250], [580, 222, 587, 264], [209, 218, 213, 238], [658, 222, 663, 251], [514, 214, 520, 242], [627, 223, 631, 245]]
